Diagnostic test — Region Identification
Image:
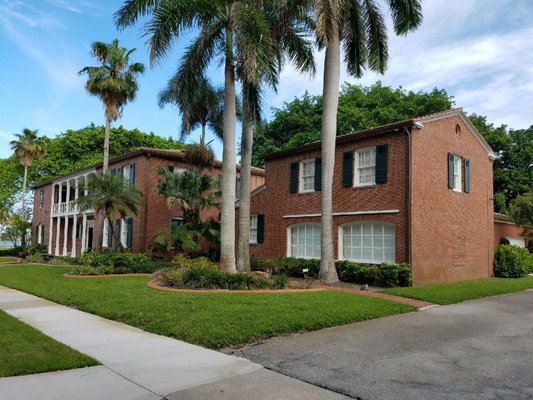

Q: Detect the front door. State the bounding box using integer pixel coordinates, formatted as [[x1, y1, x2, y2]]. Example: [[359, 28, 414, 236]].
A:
[[87, 227, 93, 250]]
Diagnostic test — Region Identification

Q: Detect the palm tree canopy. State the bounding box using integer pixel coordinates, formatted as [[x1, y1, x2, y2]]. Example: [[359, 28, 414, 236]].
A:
[[79, 39, 145, 121], [156, 169, 220, 217], [10, 128, 46, 167], [77, 173, 142, 223]]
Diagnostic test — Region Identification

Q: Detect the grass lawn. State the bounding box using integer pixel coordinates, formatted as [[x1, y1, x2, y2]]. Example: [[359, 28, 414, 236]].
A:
[[0, 264, 414, 349], [0, 257, 18, 263], [382, 277, 533, 305], [0, 310, 98, 377]]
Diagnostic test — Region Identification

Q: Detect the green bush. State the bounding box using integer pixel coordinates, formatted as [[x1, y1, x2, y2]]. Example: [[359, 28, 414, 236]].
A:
[[69, 265, 115, 276], [494, 245, 533, 278], [52, 256, 79, 265], [0, 244, 47, 258], [79, 251, 168, 274], [172, 255, 218, 270], [158, 266, 288, 290], [251, 256, 320, 278], [0, 247, 21, 257]]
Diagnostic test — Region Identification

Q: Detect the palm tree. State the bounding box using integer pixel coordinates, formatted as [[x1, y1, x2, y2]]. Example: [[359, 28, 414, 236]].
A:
[[79, 39, 144, 252], [115, 0, 286, 272], [77, 173, 142, 251], [79, 39, 145, 173], [159, 76, 224, 146], [10, 128, 46, 243], [314, 0, 422, 283]]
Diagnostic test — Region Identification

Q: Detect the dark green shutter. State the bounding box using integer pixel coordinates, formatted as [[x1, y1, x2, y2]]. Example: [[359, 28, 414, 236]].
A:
[[464, 159, 470, 193], [375, 145, 388, 184], [115, 219, 121, 246], [126, 218, 133, 248], [130, 163, 135, 186], [342, 152, 353, 187], [448, 153, 454, 189], [107, 220, 112, 247], [257, 214, 264, 244], [290, 162, 299, 193], [40, 224, 45, 244], [314, 157, 322, 191]]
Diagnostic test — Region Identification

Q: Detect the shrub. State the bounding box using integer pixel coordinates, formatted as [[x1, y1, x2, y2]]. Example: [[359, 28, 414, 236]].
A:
[[172, 255, 218, 270], [251, 257, 320, 278], [79, 251, 168, 274], [494, 245, 533, 278], [69, 265, 115, 276], [272, 274, 289, 289], [24, 254, 47, 264], [52, 256, 79, 265], [0, 244, 47, 258]]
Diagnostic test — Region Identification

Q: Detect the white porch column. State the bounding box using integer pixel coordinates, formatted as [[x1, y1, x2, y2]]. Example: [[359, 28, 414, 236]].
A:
[[48, 184, 56, 252], [71, 216, 77, 257], [81, 213, 87, 254], [62, 216, 69, 256], [55, 216, 60, 256]]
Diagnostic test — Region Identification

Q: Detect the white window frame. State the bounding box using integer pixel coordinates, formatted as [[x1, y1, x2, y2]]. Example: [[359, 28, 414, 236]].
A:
[[299, 159, 315, 193], [287, 223, 321, 259], [338, 221, 395, 264], [453, 154, 462, 192], [354, 147, 377, 187], [102, 219, 109, 248], [249, 215, 258, 244], [120, 218, 127, 247]]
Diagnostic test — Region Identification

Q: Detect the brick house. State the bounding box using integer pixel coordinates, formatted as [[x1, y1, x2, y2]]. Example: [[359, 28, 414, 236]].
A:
[[32, 147, 264, 257], [245, 109, 498, 285]]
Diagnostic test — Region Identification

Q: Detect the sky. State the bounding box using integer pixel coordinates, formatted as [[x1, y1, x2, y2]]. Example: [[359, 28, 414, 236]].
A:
[[1, 0, 532, 161]]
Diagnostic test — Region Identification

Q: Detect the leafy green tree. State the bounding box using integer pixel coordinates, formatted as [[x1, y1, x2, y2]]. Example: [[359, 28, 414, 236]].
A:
[[77, 173, 142, 252], [4, 214, 31, 247], [10, 129, 46, 245], [252, 83, 452, 166], [509, 189, 533, 242], [79, 40, 145, 174], [0, 156, 23, 211], [155, 169, 220, 255]]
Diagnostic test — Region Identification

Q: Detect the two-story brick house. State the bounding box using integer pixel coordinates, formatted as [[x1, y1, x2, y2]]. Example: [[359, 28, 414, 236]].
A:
[[245, 109, 498, 285], [32, 147, 264, 257]]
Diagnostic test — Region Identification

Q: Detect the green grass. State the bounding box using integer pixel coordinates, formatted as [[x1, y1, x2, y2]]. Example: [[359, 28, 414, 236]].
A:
[[382, 277, 533, 305], [0, 264, 414, 349], [0, 257, 18, 263], [0, 310, 99, 377]]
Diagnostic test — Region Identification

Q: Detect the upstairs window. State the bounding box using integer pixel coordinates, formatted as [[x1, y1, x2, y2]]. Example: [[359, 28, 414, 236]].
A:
[[40, 190, 45, 208], [299, 159, 315, 192], [355, 147, 376, 186], [448, 153, 470, 193], [343, 145, 388, 188], [249, 215, 258, 244]]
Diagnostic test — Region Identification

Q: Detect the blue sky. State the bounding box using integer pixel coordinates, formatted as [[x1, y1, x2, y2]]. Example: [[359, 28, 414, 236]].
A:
[[1, 0, 532, 161]]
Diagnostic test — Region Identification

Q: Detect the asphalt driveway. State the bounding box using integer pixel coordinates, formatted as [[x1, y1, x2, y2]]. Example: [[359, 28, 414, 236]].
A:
[[230, 290, 533, 400]]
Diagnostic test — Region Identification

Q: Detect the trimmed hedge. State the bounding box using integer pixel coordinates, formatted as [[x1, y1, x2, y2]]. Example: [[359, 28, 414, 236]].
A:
[[250, 256, 411, 287], [494, 245, 533, 278], [0, 244, 47, 258], [78, 251, 168, 274]]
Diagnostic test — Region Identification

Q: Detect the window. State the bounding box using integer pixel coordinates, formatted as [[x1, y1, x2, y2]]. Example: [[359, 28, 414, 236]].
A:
[[340, 222, 395, 264], [453, 155, 462, 192], [299, 159, 315, 192], [40, 224, 45, 245], [123, 163, 136, 186], [289, 224, 321, 259], [448, 153, 469, 193], [171, 217, 183, 228], [40, 190, 45, 208], [355, 147, 376, 186], [249, 215, 258, 244]]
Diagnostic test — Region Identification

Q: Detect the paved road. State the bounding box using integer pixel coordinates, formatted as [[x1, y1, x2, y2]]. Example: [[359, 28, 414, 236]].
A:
[[231, 290, 533, 400]]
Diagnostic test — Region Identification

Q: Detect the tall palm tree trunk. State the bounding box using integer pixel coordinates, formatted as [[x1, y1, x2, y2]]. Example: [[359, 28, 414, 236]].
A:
[[103, 116, 111, 173], [237, 98, 253, 272], [21, 164, 28, 246], [318, 35, 340, 284], [200, 124, 206, 147], [219, 28, 237, 273], [96, 115, 112, 253]]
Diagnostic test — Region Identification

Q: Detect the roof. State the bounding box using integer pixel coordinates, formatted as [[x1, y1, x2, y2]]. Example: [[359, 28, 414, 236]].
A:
[[264, 108, 498, 161], [33, 147, 265, 189]]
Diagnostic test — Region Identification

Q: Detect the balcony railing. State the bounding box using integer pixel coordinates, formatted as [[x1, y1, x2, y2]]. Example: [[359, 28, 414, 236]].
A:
[[51, 201, 93, 216]]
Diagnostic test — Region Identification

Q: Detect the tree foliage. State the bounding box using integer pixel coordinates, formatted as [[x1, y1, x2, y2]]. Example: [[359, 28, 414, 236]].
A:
[[252, 82, 454, 166]]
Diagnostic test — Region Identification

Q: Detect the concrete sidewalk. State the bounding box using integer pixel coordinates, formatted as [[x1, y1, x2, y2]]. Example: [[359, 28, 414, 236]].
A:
[[0, 285, 349, 400]]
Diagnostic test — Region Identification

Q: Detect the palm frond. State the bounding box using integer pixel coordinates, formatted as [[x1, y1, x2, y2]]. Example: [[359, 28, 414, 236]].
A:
[[114, 0, 163, 29], [363, 0, 388, 74], [386, 0, 422, 35], [343, 0, 367, 77]]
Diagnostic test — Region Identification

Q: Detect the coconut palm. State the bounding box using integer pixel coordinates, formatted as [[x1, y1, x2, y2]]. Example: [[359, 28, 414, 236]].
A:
[[116, 0, 305, 271], [10, 128, 46, 241], [77, 173, 142, 251], [79, 39, 145, 173], [314, 0, 423, 283]]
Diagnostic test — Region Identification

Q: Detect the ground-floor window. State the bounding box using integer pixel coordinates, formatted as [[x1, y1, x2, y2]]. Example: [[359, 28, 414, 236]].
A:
[[340, 221, 395, 263], [288, 223, 321, 259]]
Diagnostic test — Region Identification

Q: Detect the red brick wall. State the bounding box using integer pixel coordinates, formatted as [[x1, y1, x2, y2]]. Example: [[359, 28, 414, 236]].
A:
[[494, 222, 529, 248], [410, 115, 494, 285], [249, 132, 409, 263]]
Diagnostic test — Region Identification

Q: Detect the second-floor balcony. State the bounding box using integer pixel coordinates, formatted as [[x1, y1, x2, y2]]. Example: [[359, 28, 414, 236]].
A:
[[51, 201, 93, 216]]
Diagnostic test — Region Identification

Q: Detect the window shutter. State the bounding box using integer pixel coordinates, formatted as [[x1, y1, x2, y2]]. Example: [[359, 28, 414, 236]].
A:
[[40, 224, 45, 244], [342, 152, 353, 187], [126, 218, 133, 248], [130, 163, 135, 185], [448, 153, 454, 189], [314, 157, 322, 191], [290, 162, 299, 193], [115, 219, 121, 243], [117, 167, 123, 176], [236, 177, 241, 198], [257, 214, 264, 244], [375, 144, 388, 184], [464, 159, 470, 193], [107, 221, 112, 248]]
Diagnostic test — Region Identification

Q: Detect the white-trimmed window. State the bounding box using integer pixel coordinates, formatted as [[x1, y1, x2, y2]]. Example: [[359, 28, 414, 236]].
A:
[[453, 154, 462, 192], [355, 147, 376, 186], [171, 217, 183, 228], [289, 223, 321, 259], [249, 215, 258, 244], [340, 221, 395, 263], [299, 159, 315, 193], [120, 218, 127, 247]]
